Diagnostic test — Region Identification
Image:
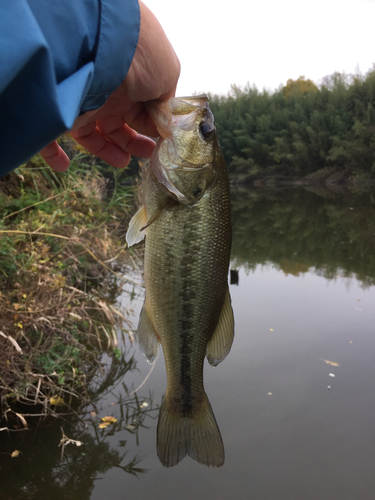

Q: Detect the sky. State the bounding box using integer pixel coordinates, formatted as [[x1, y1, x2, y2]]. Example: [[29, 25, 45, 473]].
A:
[[144, 0, 375, 96]]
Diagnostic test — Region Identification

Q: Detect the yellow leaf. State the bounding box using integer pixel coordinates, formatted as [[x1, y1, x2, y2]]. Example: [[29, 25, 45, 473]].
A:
[[13, 303, 21, 311], [101, 416, 117, 423], [322, 358, 340, 367], [50, 396, 66, 406], [22, 294, 27, 299], [99, 422, 110, 429], [15, 323, 23, 329], [11, 450, 20, 458]]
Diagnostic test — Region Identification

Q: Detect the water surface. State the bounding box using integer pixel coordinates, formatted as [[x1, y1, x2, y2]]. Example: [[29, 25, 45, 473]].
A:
[[1, 187, 375, 500]]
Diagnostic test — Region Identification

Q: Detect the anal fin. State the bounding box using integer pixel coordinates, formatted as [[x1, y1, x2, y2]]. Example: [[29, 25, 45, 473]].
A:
[[136, 302, 159, 364], [206, 287, 234, 367]]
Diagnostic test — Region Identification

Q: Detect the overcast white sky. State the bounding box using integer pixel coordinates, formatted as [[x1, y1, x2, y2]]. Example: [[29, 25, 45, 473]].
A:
[[144, 0, 375, 96]]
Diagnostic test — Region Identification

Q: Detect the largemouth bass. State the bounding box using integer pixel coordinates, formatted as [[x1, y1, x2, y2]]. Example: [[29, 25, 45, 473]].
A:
[[126, 95, 234, 468]]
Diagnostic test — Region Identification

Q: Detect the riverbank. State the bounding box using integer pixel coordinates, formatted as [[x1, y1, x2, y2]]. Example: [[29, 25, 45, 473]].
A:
[[0, 153, 140, 430], [229, 166, 375, 189]]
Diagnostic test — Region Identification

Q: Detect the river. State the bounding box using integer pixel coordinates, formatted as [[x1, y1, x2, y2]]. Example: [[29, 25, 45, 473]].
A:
[[1, 186, 375, 500]]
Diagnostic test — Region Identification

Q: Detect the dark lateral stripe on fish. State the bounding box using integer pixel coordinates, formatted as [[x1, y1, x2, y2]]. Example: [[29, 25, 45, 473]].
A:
[[177, 209, 201, 414]]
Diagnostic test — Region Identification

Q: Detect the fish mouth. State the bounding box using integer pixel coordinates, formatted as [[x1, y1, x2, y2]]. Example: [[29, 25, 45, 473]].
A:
[[146, 95, 210, 139]]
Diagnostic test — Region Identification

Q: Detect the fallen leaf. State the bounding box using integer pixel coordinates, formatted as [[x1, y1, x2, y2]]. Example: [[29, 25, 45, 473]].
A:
[[101, 416, 117, 423], [11, 450, 20, 458], [321, 358, 340, 367], [50, 396, 66, 406], [99, 422, 110, 429]]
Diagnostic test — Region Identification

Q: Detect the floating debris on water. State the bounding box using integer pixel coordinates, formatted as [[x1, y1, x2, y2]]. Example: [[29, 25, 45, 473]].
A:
[[321, 358, 340, 367], [329, 373, 336, 378]]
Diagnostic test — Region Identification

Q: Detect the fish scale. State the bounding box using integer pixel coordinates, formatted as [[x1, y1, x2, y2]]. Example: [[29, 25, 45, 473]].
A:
[[126, 95, 234, 467]]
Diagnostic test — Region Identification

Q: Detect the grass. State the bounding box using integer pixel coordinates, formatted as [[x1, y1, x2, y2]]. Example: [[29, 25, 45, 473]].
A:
[[0, 146, 143, 430]]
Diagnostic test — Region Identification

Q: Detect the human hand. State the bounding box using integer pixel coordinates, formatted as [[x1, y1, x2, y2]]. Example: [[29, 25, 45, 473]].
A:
[[39, 1, 180, 172]]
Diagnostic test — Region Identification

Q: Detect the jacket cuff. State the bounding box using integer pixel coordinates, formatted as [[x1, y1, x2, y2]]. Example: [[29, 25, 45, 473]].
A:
[[81, 0, 140, 112]]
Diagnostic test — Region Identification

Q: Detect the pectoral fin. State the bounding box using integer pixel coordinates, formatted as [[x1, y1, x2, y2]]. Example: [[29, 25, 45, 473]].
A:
[[126, 206, 148, 247], [126, 198, 177, 247], [136, 302, 159, 364], [206, 288, 234, 367]]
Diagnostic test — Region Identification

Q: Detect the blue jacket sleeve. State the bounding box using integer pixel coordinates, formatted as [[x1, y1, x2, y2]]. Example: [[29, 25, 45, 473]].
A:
[[0, 0, 140, 177]]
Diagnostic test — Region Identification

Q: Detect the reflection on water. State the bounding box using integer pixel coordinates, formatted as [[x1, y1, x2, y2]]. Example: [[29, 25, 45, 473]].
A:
[[0, 349, 157, 500], [1, 187, 375, 499], [231, 186, 375, 285]]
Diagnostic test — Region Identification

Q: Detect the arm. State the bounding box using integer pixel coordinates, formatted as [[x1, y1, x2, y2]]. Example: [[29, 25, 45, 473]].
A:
[[0, 0, 179, 176]]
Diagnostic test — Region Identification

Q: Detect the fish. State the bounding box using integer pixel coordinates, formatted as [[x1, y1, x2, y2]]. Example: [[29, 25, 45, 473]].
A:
[[126, 95, 234, 468]]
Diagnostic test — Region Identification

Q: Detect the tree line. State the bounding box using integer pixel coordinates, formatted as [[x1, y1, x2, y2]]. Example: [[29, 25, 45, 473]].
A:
[[209, 67, 375, 181]]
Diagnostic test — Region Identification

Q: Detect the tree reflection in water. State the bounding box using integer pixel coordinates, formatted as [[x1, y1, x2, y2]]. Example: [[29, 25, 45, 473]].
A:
[[0, 348, 157, 500], [230, 185, 375, 287]]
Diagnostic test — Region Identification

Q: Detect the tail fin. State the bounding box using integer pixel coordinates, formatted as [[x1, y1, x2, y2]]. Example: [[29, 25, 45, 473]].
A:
[[157, 394, 224, 468]]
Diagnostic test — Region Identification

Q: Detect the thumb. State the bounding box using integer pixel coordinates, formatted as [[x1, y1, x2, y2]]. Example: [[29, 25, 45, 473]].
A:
[[39, 141, 70, 172]]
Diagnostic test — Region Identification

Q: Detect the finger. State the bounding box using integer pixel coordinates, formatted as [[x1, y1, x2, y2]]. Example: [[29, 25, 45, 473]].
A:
[[121, 103, 159, 137], [39, 141, 70, 172], [72, 124, 131, 168], [97, 118, 155, 157], [95, 99, 159, 137], [125, 133, 156, 158]]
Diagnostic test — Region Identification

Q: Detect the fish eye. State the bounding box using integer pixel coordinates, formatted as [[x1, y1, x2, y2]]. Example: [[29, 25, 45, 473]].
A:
[[199, 121, 215, 141]]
